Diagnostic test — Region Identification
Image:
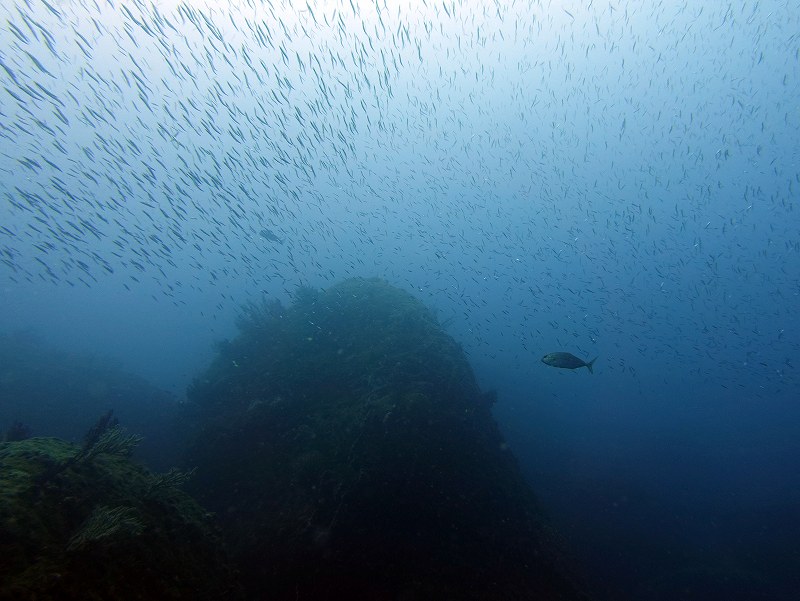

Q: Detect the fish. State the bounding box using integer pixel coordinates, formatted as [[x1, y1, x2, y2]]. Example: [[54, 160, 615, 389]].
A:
[[541, 352, 597, 374], [259, 228, 283, 243]]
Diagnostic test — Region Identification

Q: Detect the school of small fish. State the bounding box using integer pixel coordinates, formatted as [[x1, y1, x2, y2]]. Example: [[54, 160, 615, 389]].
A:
[[0, 1, 797, 397]]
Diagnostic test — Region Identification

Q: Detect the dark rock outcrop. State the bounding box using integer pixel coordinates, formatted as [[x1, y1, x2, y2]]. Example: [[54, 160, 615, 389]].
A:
[[0, 431, 241, 600], [184, 278, 586, 600]]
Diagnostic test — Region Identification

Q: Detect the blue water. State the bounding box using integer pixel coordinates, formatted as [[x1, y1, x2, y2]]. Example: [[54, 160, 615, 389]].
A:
[[1, 1, 798, 598]]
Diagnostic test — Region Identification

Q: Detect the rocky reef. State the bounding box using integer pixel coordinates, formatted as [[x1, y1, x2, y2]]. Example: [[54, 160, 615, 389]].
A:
[[0, 414, 241, 600], [183, 277, 586, 600], [0, 330, 181, 471]]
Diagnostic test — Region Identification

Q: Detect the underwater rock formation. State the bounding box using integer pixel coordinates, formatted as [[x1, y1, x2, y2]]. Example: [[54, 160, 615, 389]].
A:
[[183, 277, 586, 600], [0, 418, 241, 600], [0, 330, 181, 471]]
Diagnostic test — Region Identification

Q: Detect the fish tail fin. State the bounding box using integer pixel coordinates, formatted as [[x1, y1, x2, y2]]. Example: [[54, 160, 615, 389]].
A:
[[586, 356, 598, 374]]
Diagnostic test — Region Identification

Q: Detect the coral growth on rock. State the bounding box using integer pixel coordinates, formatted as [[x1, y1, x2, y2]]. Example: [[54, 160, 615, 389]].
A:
[[183, 277, 586, 600], [0, 330, 181, 471], [0, 416, 241, 600]]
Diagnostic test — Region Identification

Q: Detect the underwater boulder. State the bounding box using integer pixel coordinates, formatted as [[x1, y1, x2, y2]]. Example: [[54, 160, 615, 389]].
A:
[[0, 331, 182, 471], [183, 277, 586, 600], [0, 420, 241, 600]]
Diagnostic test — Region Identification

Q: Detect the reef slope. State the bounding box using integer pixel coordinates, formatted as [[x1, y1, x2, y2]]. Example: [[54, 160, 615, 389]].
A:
[[184, 277, 585, 600]]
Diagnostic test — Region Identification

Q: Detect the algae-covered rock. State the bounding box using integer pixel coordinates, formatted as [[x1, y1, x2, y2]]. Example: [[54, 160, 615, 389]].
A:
[[0, 330, 181, 471], [0, 434, 241, 600], [184, 277, 586, 600]]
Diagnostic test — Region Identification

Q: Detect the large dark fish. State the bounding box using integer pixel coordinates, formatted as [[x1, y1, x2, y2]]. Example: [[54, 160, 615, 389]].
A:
[[542, 352, 597, 374], [259, 228, 283, 243]]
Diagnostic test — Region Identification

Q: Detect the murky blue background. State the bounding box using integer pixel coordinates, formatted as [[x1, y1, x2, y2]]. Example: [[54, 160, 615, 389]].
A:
[[2, 1, 798, 598]]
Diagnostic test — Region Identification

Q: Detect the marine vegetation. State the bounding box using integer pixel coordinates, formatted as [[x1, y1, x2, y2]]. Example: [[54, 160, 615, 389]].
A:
[[0, 413, 241, 601], [0, 330, 182, 470], [183, 277, 586, 600]]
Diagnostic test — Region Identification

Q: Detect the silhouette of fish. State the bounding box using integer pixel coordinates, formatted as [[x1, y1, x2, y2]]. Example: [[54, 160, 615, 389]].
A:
[[542, 352, 597, 374], [259, 228, 283, 243]]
